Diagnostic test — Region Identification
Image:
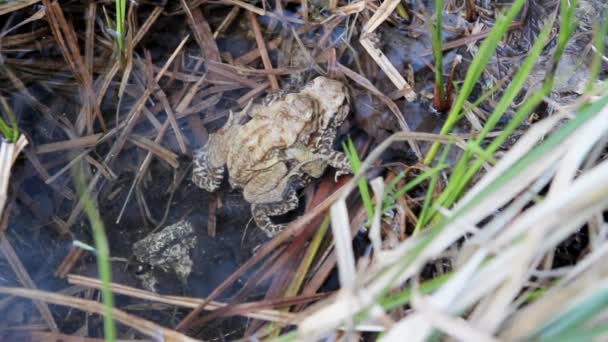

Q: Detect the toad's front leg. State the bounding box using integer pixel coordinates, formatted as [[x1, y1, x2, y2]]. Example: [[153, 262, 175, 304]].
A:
[[192, 144, 225, 192], [322, 149, 352, 180]]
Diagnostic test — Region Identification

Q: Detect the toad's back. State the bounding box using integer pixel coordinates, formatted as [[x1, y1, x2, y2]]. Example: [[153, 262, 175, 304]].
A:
[[226, 111, 310, 186]]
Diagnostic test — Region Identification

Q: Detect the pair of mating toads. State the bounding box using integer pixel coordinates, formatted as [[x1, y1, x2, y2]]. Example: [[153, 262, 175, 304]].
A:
[[191, 77, 352, 237]]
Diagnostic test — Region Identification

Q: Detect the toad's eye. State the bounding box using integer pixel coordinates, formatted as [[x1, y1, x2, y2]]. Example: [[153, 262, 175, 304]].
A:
[[132, 262, 152, 275]]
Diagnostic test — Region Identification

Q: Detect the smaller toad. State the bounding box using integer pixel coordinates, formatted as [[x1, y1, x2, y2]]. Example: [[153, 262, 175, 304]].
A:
[[132, 220, 196, 291], [192, 77, 351, 237]]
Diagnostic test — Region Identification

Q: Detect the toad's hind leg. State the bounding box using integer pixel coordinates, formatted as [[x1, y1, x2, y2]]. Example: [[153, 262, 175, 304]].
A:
[[192, 145, 224, 192], [251, 189, 299, 237], [245, 165, 306, 237]]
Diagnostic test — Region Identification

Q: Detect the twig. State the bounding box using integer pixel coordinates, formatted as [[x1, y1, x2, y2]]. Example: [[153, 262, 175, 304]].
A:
[[248, 12, 279, 90]]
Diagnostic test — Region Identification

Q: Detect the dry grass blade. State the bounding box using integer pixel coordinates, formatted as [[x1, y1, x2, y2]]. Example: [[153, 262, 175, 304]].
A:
[[357, 0, 416, 102], [333, 1, 366, 15], [0, 0, 40, 16], [0, 7, 45, 38], [0, 238, 58, 332], [213, 6, 240, 39], [180, 0, 221, 65], [42, 0, 104, 134], [330, 200, 356, 290], [222, 0, 266, 15], [67, 274, 295, 323], [248, 11, 279, 90], [0, 286, 198, 341], [0, 135, 27, 215], [363, 0, 401, 33], [128, 135, 179, 169], [359, 37, 416, 102], [235, 37, 281, 65], [11, 331, 142, 342], [35, 134, 102, 154]]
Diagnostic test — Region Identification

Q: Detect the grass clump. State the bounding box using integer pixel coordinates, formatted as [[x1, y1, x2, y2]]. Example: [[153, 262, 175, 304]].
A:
[[423, 0, 527, 165]]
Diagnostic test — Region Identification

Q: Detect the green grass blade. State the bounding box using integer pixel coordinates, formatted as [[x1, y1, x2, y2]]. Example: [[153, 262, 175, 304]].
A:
[[587, 10, 608, 91], [0, 96, 20, 142], [72, 165, 116, 342], [382, 163, 449, 212], [415, 142, 452, 233], [431, 0, 445, 108], [344, 138, 374, 222]]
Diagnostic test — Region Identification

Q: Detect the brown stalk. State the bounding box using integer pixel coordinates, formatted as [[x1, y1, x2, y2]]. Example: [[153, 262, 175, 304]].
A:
[[142, 107, 164, 131], [193, 292, 328, 329], [144, 52, 187, 154], [207, 193, 219, 237], [237, 82, 270, 108], [55, 246, 85, 278], [42, 0, 105, 134], [465, 0, 478, 22], [0, 286, 198, 342], [117, 64, 213, 223], [180, 0, 233, 87], [84, 2, 96, 76], [204, 62, 261, 88], [213, 6, 241, 39], [248, 11, 279, 90], [0, 13, 46, 42], [177, 93, 223, 117], [222, 0, 266, 15], [128, 135, 179, 169], [209, 61, 308, 76], [0, 0, 41, 16], [35, 134, 102, 154], [67, 274, 295, 323], [300, 0, 308, 23], [234, 37, 282, 65]]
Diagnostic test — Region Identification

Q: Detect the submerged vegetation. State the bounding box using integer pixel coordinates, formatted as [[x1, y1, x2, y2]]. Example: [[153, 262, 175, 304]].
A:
[[0, 0, 607, 341]]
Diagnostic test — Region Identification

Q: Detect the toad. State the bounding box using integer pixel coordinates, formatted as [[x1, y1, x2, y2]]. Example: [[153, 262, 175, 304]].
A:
[[132, 220, 197, 291], [192, 76, 351, 237]]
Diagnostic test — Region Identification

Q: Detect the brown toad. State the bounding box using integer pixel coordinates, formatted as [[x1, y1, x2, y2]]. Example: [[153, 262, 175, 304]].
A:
[[192, 76, 351, 237]]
